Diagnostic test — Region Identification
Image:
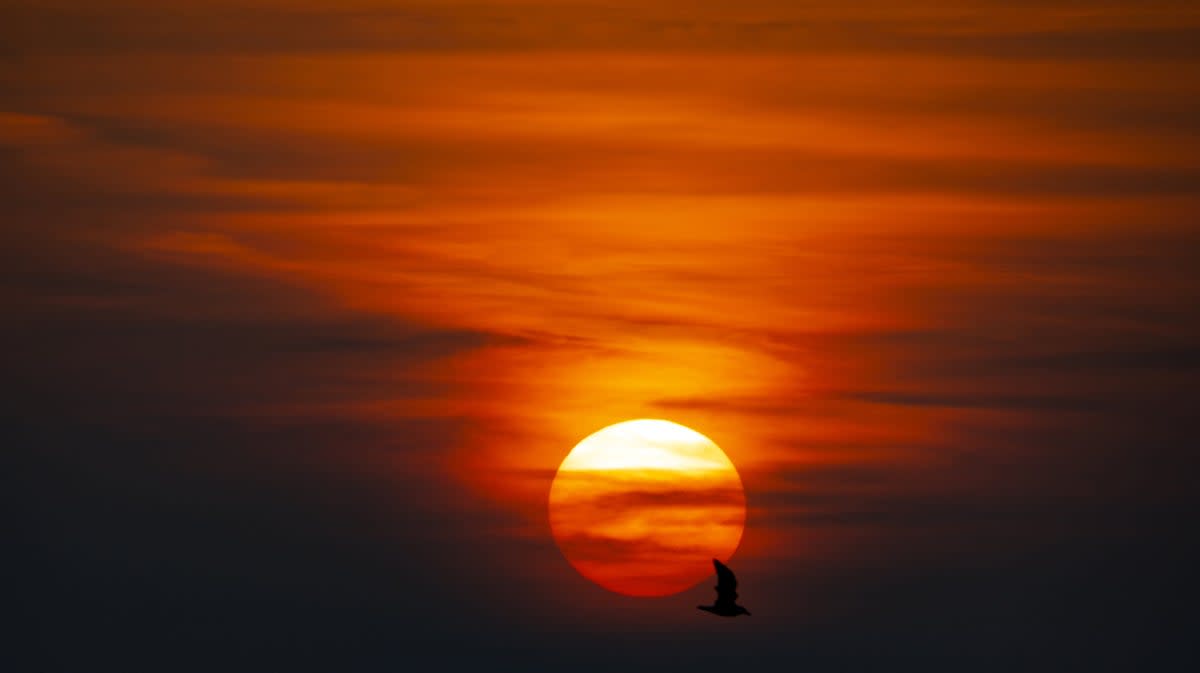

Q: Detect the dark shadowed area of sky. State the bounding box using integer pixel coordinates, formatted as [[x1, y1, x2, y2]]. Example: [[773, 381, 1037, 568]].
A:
[[5, 1, 1199, 671]]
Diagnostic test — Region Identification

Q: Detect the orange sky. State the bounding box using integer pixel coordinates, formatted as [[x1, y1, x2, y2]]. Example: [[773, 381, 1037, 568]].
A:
[[6, 1, 1200, 657]]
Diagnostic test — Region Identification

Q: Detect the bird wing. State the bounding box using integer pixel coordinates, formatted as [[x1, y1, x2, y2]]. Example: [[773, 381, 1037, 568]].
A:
[[713, 558, 739, 604]]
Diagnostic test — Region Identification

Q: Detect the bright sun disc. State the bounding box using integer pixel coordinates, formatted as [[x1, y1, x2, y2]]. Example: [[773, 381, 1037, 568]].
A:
[[548, 419, 746, 597]]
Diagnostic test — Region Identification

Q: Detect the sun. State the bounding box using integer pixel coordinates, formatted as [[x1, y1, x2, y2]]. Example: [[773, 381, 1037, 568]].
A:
[[548, 419, 746, 597]]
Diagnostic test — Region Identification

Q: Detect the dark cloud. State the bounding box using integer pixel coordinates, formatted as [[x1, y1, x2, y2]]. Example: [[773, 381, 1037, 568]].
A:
[[9, 410, 504, 670], [4, 3, 1198, 59], [2, 252, 516, 424], [553, 531, 723, 561], [836, 390, 1105, 411], [12, 112, 1198, 203], [554, 485, 746, 512], [999, 346, 1200, 373], [5, 245, 535, 671], [654, 395, 810, 417]]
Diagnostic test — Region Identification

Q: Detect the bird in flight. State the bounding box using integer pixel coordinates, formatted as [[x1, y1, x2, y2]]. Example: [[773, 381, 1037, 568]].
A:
[[697, 558, 751, 617]]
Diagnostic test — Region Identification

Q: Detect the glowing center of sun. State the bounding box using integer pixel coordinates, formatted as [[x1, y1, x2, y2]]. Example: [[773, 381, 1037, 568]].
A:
[[548, 419, 746, 597]]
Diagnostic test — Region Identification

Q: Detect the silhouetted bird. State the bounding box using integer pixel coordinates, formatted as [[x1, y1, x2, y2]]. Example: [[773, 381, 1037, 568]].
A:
[[697, 558, 751, 617]]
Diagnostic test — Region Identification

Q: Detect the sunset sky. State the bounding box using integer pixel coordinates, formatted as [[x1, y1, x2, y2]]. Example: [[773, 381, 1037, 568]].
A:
[[7, 1, 1199, 670]]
